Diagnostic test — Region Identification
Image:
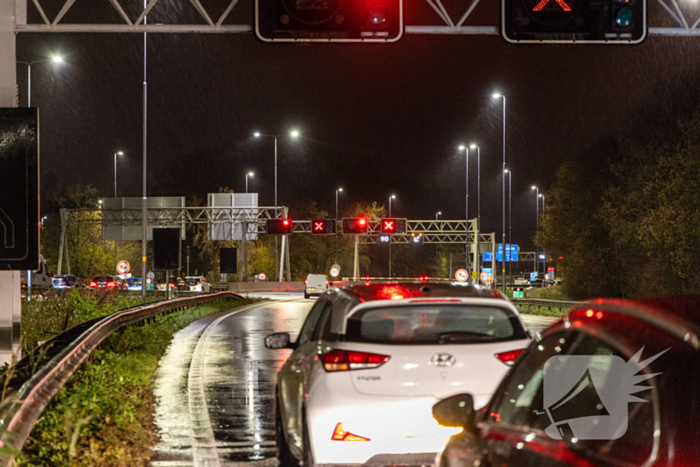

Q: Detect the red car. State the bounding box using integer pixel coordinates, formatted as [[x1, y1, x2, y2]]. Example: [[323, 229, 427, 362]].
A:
[[434, 297, 700, 467]]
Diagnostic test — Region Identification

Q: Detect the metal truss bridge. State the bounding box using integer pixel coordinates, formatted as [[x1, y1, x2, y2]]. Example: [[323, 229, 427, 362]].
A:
[[15, 0, 700, 36]]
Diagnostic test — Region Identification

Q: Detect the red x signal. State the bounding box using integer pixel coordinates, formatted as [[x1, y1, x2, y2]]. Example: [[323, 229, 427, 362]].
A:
[[314, 222, 324, 231], [532, 0, 572, 11], [383, 220, 395, 232]]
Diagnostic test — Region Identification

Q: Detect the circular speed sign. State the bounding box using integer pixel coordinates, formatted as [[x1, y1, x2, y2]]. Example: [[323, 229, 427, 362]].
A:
[[455, 269, 468, 282], [330, 264, 341, 278], [117, 260, 130, 275], [258, 273, 267, 281]]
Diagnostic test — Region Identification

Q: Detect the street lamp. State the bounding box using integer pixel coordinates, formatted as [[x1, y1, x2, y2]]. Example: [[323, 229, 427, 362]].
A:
[[114, 151, 124, 197], [246, 171, 254, 193], [470, 143, 481, 281], [336, 188, 343, 220], [458, 145, 471, 273], [388, 194, 396, 277], [540, 193, 546, 214], [41, 216, 47, 227], [505, 169, 512, 279], [493, 92, 507, 292], [436, 211, 441, 221], [532, 186, 539, 274], [253, 129, 300, 274], [17, 55, 64, 107]]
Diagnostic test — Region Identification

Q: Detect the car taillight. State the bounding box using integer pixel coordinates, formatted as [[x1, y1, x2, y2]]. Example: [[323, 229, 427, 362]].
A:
[[322, 349, 389, 372], [107, 281, 116, 288], [170, 283, 176, 288], [331, 423, 370, 441], [89, 281, 97, 288], [495, 349, 524, 366]]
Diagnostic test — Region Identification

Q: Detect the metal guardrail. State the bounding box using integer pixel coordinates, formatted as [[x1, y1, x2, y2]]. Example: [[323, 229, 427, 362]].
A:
[[0, 291, 243, 465], [510, 298, 579, 310]]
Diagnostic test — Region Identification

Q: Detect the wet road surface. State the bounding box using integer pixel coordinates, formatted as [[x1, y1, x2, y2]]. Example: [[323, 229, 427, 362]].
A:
[[150, 294, 557, 466]]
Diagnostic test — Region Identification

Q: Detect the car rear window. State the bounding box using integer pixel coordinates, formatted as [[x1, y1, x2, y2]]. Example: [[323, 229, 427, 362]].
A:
[[345, 305, 527, 345], [185, 278, 201, 285], [95, 276, 112, 282]]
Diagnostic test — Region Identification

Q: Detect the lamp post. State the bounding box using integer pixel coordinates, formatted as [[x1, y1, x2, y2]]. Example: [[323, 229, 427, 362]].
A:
[[436, 211, 441, 221], [505, 169, 512, 279], [253, 130, 300, 274], [389, 195, 396, 277], [532, 185, 539, 274], [114, 151, 124, 197], [245, 172, 254, 193], [336, 188, 343, 220], [458, 145, 470, 274], [17, 55, 63, 107], [493, 93, 507, 292], [470, 143, 481, 282], [540, 194, 546, 214]]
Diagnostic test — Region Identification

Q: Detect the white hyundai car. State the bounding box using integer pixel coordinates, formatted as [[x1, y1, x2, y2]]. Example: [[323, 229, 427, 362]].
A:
[[265, 282, 531, 467]]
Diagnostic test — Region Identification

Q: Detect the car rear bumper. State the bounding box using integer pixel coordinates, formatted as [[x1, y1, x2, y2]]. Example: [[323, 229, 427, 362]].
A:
[[306, 379, 463, 465]]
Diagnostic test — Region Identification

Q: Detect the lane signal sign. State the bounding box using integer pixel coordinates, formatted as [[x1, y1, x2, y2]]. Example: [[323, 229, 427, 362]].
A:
[[381, 218, 406, 234], [311, 219, 337, 235]]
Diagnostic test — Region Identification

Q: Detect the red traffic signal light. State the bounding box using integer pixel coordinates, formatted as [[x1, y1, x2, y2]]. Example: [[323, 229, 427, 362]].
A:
[[255, 0, 403, 42], [502, 0, 646, 44], [267, 219, 293, 235], [381, 218, 406, 234], [311, 219, 337, 235], [342, 217, 369, 235]]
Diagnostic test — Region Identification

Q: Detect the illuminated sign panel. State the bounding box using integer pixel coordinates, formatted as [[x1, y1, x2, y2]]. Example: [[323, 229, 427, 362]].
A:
[[502, 0, 646, 44], [311, 219, 337, 235], [342, 218, 368, 234], [267, 219, 293, 235]]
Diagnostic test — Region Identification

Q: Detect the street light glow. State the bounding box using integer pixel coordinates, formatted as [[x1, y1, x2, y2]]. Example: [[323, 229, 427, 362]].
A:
[[458, 145, 465, 150], [117, 151, 124, 156], [391, 194, 396, 199], [253, 132, 261, 137], [539, 194, 543, 197], [290, 130, 300, 138], [248, 172, 254, 176], [493, 93, 502, 98], [52, 56, 64, 64], [470, 144, 477, 149], [338, 188, 343, 192], [531, 186, 537, 190], [504, 169, 509, 173]]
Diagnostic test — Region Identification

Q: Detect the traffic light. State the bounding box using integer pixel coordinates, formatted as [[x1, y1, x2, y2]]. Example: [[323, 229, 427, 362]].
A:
[[255, 0, 403, 42], [267, 218, 293, 235], [410, 232, 423, 245], [342, 217, 369, 234], [380, 218, 406, 234], [311, 219, 337, 235], [502, 0, 646, 44]]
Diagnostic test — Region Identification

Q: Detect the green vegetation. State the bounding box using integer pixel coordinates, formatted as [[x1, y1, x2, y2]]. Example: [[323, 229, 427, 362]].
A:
[[537, 110, 700, 300], [18, 298, 249, 467], [22, 290, 155, 351]]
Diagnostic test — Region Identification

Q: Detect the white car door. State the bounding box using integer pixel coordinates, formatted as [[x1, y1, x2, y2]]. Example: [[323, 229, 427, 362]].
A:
[[279, 299, 328, 450]]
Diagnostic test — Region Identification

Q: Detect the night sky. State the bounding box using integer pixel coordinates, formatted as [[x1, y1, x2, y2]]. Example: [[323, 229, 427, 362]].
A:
[[15, 0, 700, 250]]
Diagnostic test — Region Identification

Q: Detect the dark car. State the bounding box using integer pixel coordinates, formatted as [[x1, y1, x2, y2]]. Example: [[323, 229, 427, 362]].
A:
[[89, 275, 125, 290], [433, 297, 700, 467], [52, 274, 85, 289]]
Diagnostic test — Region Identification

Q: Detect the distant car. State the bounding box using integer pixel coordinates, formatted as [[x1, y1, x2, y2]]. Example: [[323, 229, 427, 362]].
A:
[[126, 277, 143, 291], [304, 274, 329, 299], [185, 276, 211, 293], [52, 275, 84, 289], [156, 278, 178, 291], [433, 296, 700, 467], [89, 275, 123, 290], [265, 282, 531, 467]]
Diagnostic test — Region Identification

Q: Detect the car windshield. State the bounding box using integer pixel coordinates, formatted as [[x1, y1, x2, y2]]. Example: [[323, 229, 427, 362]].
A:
[[345, 305, 526, 345], [185, 278, 200, 285]]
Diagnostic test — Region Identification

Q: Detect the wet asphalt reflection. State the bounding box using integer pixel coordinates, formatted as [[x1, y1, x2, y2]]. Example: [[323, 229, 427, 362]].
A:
[[151, 298, 312, 467]]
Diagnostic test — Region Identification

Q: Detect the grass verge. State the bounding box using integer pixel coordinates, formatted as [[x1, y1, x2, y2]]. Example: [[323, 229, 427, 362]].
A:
[[515, 305, 568, 318], [18, 297, 253, 467]]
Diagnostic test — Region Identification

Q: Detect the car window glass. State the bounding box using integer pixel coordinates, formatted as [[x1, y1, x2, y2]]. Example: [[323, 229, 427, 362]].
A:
[[298, 300, 326, 346], [312, 301, 335, 341], [487, 331, 657, 466]]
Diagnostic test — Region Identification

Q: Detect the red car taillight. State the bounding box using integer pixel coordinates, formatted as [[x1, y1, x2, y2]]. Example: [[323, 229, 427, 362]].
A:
[[107, 281, 116, 288], [322, 349, 390, 372], [89, 281, 97, 288], [331, 423, 370, 442], [495, 349, 524, 366]]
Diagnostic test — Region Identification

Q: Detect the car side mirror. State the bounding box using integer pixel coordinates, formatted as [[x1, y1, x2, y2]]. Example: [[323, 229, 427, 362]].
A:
[[432, 393, 477, 433], [265, 332, 295, 350]]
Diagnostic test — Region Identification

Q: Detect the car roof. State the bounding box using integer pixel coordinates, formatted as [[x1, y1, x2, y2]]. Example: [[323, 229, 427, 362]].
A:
[[570, 296, 700, 349], [337, 281, 505, 302]]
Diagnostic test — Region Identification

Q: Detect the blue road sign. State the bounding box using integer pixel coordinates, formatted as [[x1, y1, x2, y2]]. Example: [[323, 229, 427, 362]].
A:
[[496, 244, 519, 262], [483, 252, 494, 262]]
